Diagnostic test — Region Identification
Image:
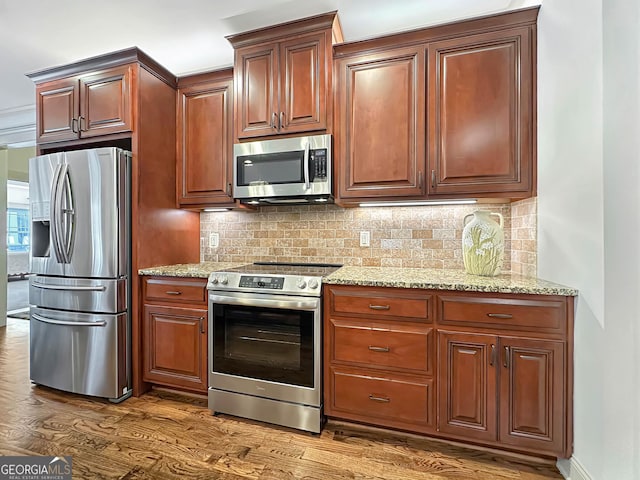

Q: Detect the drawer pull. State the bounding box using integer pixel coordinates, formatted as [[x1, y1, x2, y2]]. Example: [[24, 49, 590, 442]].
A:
[[503, 346, 511, 368], [487, 313, 512, 319], [368, 395, 390, 403], [489, 344, 496, 366], [165, 291, 182, 295], [368, 346, 390, 353], [369, 304, 390, 311]]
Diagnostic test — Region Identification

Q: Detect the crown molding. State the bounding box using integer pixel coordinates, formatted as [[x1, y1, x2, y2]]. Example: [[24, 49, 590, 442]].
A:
[[0, 105, 36, 147]]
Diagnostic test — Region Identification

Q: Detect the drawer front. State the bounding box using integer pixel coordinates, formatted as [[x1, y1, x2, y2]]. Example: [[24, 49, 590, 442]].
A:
[[331, 319, 433, 374], [330, 367, 432, 425], [439, 295, 567, 333], [329, 287, 430, 320], [143, 277, 207, 305]]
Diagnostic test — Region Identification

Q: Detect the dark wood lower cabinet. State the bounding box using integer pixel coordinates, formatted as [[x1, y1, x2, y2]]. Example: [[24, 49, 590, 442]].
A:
[[499, 337, 565, 454], [142, 304, 207, 393], [438, 331, 498, 442], [141, 276, 208, 394], [325, 285, 574, 459], [438, 331, 565, 456]]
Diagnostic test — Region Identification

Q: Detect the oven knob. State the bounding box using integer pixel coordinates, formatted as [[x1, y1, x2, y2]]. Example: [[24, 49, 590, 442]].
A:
[[296, 279, 307, 290], [220, 275, 229, 285], [210, 276, 219, 284], [308, 279, 319, 289]]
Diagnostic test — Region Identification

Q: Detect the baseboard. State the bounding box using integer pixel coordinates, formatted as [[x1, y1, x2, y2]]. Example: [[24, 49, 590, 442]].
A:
[[557, 457, 593, 480]]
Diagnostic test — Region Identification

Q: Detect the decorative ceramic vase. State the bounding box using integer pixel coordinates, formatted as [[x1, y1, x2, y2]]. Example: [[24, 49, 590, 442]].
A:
[[462, 210, 505, 276]]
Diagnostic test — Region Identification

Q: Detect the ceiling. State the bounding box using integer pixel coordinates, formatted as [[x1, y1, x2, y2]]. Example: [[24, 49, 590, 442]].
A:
[[0, 0, 540, 145]]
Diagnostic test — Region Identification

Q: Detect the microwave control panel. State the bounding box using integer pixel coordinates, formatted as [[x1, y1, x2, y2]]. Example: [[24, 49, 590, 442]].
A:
[[310, 148, 328, 181]]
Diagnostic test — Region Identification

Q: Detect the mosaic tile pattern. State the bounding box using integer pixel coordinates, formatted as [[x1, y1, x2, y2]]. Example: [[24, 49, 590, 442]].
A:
[[510, 197, 538, 277], [200, 204, 513, 270]]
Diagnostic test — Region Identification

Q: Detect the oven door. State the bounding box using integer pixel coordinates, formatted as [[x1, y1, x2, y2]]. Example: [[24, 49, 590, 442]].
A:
[[209, 291, 321, 407]]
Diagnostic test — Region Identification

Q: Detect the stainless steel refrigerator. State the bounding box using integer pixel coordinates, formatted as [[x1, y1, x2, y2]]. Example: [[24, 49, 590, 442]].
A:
[[28, 147, 132, 402]]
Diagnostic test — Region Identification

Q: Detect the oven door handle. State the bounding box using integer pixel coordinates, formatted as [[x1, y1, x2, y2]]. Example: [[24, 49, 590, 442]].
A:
[[210, 294, 319, 311]]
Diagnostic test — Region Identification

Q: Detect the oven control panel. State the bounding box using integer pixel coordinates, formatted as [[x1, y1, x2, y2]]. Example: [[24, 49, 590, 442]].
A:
[[238, 276, 285, 290]]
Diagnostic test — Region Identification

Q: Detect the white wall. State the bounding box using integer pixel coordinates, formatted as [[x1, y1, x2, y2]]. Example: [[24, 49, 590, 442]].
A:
[[538, 0, 640, 479], [0, 148, 8, 327]]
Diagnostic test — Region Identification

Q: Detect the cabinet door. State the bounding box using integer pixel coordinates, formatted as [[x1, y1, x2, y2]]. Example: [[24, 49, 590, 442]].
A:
[[36, 77, 79, 143], [177, 78, 234, 206], [235, 43, 278, 138], [335, 46, 426, 200], [142, 304, 208, 393], [438, 331, 498, 442], [428, 27, 533, 197], [79, 65, 133, 138], [499, 337, 565, 455], [279, 32, 326, 134]]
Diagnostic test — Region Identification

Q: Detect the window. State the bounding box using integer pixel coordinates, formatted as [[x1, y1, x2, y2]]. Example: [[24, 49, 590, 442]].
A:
[[7, 208, 30, 252]]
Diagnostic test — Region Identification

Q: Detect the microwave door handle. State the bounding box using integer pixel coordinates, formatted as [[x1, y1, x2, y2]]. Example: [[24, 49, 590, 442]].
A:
[[303, 142, 310, 190]]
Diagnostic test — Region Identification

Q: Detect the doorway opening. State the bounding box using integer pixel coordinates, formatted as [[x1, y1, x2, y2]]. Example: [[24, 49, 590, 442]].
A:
[[7, 180, 29, 319]]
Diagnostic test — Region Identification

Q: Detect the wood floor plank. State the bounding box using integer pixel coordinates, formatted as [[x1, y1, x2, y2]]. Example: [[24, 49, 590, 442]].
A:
[[0, 318, 562, 480]]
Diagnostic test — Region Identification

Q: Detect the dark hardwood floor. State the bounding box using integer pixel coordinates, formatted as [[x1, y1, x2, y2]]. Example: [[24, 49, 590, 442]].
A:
[[0, 318, 562, 479]]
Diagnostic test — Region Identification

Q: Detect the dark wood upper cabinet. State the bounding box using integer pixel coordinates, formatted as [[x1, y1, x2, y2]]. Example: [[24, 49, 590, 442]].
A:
[[79, 65, 133, 138], [36, 77, 79, 143], [176, 70, 234, 207], [334, 7, 538, 204], [428, 27, 534, 197], [334, 46, 426, 200], [235, 43, 278, 137], [35, 65, 133, 143], [228, 12, 341, 140]]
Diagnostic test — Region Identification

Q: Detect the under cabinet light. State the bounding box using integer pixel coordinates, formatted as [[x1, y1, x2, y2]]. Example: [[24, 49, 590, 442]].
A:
[[203, 208, 231, 212], [359, 199, 477, 208]]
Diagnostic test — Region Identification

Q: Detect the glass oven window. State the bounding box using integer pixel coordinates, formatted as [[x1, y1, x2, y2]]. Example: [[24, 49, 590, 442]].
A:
[[236, 151, 304, 186], [213, 304, 314, 388]]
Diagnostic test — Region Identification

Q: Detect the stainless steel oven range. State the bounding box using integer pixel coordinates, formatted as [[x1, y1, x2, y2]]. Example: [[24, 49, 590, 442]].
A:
[[207, 262, 340, 433]]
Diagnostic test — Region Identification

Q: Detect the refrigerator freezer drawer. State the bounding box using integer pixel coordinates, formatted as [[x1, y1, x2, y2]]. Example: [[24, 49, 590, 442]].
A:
[[30, 307, 130, 401], [30, 276, 126, 313]]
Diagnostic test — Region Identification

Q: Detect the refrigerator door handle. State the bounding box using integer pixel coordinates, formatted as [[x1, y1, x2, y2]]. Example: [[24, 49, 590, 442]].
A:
[[32, 281, 107, 292], [32, 312, 107, 327], [50, 163, 65, 263], [60, 165, 75, 263]]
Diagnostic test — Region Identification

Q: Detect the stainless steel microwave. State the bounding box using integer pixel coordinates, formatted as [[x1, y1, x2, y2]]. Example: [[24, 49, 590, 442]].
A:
[[232, 134, 332, 205]]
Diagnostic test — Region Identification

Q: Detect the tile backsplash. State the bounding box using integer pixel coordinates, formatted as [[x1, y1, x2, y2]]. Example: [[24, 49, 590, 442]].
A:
[[510, 197, 537, 277], [200, 201, 538, 275]]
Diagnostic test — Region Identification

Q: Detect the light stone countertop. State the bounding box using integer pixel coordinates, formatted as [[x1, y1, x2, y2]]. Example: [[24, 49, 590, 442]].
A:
[[138, 262, 247, 278], [323, 266, 578, 296], [139, 262, 578, 296]]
